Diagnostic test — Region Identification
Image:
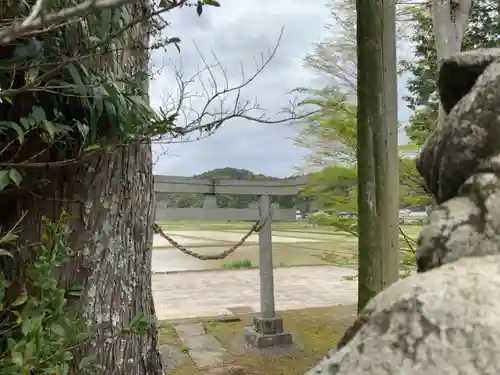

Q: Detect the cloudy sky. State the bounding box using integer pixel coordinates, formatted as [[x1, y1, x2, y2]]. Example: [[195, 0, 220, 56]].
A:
[[149, 0, 412, 178]]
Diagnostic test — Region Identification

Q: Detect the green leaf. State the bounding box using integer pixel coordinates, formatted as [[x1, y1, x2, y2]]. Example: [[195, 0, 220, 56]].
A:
[[59, 362, 70, 375], [78, 355, 97, 370], [11, 291, 28, 307], [21, 317, 42, 336], [31, 106, 46, 123], [0, 170, 10, 191], [25, 66, 40, 84], [42, 120, 57, 140], [0, 120, 24, 143], [0, 249, 13, 258], [50, 324, 65, 337], [8, 168, 22, 186], [19, 117, 31, 130], [204, 0, 221, 6], [0, 230, 18, 243], [83, 145, 101, 152], [14, 39, 42, 61], [66, 63, 87, 96], [11, 350, 23, 367], [129, 312, 145, 328]]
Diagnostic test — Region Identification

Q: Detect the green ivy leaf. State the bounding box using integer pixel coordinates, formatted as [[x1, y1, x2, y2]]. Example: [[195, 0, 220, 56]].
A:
[[31, 106, 46, 124], [50, 324, 66, 337], [83, 145, 101, 152], [8, 168, 22, 186], [0, 170, 10, 191], [11, 350, 23, 367], [11, 291, 28, 307], [42, 120, 57, 140], [0, 249, 13, 258], [0, 230, 18, 243], [78, 355, 97, 370], [21, 317, 42, 336], [0, 120, 24, 143], [59, 362, 70, 375], [25, 66, 40, 84], [66, 63, 87, 96]]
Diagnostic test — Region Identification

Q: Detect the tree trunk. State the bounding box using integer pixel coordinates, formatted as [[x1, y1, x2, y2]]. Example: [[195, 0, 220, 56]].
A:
[[356, 0, 399, 312], [0, 3, 165, 373], [1, 141, 164, 374], [431, 0, 472, 124], [81, 143, 163, 374]]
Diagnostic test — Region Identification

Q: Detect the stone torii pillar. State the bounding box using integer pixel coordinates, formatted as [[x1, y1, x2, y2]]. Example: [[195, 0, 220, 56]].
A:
[[244, 194, 293, 348]]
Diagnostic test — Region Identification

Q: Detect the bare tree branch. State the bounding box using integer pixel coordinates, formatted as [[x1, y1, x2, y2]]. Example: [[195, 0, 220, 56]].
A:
[[153, 27, 319, 144]]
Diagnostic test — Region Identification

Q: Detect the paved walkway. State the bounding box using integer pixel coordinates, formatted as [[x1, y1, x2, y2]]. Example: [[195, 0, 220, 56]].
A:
[[174, 322, 226, 369], [153, 265, 358, 320]]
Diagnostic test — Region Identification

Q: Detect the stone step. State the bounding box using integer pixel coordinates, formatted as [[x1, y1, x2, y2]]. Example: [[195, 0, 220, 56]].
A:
[[174, 322, 227, 369]]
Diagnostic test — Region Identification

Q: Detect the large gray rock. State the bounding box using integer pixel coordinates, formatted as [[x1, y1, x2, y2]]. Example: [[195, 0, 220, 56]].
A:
[[306, 255, 500, 375], [438, 48, 500, 114], [417, 60, 500, 204], [417, 166, 500, 272]]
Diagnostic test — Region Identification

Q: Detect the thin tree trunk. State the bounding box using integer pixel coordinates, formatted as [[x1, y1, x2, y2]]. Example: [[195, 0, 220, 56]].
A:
[[431, 0, 472, 125], [356, 0, 399, 312]]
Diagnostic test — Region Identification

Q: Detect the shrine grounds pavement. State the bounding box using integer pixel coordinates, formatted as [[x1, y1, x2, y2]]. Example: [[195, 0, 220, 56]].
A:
[[152, 265, 358, 320]]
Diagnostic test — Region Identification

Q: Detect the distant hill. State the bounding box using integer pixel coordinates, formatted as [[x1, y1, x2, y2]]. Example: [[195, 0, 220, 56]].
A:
[[156, 167, 307, 209]]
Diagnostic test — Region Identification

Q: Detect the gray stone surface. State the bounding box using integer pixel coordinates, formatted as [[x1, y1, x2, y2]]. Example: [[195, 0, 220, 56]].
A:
[[173, 322, 227, 370], [175, 322, 206, 338], [158, 344, 187, 372], [153, 266, 357, 320], [183, 334, 226, 352], [437, 48, 500, 114], [306, 255, 500, 375], [416, 171, 500, 272], [190, 350, 225, 369], [244, 326, 294, 349], [417, 60, 500, 204], [244, 314, 294, 349]]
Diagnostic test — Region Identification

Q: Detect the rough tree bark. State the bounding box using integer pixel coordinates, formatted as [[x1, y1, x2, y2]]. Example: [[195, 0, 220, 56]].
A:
[[356, 0, 399, 311], [77, 3, 164, 372], [430, 0, 472, 124], [0, 3, 164, 374]]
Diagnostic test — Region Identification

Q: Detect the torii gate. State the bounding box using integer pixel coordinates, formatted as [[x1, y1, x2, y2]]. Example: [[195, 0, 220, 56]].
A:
[[153, 175, 308, 348]]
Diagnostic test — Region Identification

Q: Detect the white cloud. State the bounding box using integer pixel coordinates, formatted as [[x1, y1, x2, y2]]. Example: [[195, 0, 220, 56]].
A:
[[149, 0, 413, 178]]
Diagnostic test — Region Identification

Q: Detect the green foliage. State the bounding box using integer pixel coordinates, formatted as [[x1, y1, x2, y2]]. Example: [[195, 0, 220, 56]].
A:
[[0, 214, 94, 374], [294, 87, 357, 166], [0, 213, 156, 374], [402, 0, 500, 145], [222, 259, 254, 269], [294, 88, 431, 213]]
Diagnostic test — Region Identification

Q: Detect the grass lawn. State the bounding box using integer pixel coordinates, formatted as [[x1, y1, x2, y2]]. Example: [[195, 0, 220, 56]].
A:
[[159, 305, 357, 375]]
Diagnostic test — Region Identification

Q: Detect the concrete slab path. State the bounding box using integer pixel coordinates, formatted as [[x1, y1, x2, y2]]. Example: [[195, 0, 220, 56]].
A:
[[153, 265, 358, 320], [174, 322, 227, 369]]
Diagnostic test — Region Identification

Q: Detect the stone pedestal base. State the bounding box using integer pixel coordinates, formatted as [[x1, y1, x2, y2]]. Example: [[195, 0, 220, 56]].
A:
[[244, 315, 293, 348]]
